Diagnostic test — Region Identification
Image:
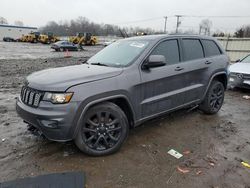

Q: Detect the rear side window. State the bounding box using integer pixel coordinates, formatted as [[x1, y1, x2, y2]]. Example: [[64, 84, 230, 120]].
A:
[[202, 40, 221, 57], [151, 39, 180, 64], [182, 39, 204, 61]]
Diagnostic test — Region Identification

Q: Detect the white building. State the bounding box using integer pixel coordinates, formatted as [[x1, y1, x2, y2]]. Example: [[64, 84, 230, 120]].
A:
[[0, 24, 38, 41]]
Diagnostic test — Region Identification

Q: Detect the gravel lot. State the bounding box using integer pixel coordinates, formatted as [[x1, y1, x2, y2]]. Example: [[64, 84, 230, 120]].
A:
[[0, 42, 250, 188], [0, 41, 103, 59]]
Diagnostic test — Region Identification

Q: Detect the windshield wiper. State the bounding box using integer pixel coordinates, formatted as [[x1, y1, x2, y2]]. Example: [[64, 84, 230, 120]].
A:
[[91, 62, 109, 67]]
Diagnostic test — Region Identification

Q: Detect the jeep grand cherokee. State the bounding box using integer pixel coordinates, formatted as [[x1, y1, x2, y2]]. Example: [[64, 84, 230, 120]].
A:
[[16, 35, 229, 156]]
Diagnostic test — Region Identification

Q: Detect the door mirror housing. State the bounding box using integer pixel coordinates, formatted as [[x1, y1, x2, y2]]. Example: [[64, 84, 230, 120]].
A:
[[235, 59, 241, 63], [143, 55, 166, 69]]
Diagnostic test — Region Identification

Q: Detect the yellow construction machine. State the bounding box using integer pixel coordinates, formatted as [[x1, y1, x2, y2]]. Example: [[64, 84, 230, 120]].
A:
[[39, 32, 60, 44], [18, 32, 40, 43], [27, 32, 40, 43], [69, 32, 98, 45], [18, 34, 29, 42]]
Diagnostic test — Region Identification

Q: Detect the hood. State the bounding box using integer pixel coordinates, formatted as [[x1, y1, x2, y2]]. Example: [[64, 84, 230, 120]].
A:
[[27, 64, 123, 91], [229, 63, 250, 75]]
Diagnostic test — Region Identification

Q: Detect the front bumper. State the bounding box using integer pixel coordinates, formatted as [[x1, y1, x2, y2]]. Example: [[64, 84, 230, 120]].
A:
[[51, 46, 59, 50], [16, 96, 80, 141], [228, 74, 250, 89]]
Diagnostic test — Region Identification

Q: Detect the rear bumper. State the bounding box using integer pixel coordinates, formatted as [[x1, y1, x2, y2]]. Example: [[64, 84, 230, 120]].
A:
[[16, 97, 80, 141]]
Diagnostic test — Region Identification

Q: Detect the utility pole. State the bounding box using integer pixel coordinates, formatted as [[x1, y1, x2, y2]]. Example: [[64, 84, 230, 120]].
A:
[[199, 26, 202, 35], [175, 15, 182, 33], [164, 16, 168, 33]]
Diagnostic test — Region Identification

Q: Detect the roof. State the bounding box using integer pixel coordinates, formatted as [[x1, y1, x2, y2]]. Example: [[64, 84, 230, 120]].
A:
[[124, 34, 167, 41], [124, 34, 215, 41], [0, 24, 37, 30]]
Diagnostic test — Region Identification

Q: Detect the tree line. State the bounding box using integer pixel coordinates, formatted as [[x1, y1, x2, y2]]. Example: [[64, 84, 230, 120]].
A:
[[234, 25, 250, 38], [39, 17, 250, 38], [39, 17, 159, 37], [1, 16, 250, 37], [213, 25, 250, 38]]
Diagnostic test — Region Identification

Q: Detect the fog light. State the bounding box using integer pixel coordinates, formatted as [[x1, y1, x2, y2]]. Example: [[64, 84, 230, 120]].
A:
[[40, 120, 58, 129]]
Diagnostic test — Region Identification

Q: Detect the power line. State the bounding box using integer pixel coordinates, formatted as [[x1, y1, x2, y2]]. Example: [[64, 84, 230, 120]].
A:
[[112, 15, 250, 25], [182, 15, 250, 18], [113, 17, 163, 25], [109, 15, 250, 33]]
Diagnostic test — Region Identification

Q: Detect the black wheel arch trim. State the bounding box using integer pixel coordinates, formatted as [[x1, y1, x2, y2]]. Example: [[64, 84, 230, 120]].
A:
[[71, 94, 135, 139], [202, 71, 228, 101]]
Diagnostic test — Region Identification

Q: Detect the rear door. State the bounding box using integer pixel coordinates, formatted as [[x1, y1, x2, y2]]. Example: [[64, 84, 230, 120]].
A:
[[178, 38, 210, 103], [201, 39, 225, 82]]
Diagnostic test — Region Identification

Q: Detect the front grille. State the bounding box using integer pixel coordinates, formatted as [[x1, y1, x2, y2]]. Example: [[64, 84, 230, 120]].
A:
[[243, 74, 250, 80], [21, 86, 44, 107], [230, 72, 250, 80]]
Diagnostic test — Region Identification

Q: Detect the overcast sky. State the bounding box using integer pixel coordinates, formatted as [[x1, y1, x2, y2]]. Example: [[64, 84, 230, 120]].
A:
[[1, 0, 250, 33]]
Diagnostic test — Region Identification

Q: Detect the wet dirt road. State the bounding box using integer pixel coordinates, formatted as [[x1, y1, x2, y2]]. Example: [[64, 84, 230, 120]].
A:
[[0, 43, 250, 188]]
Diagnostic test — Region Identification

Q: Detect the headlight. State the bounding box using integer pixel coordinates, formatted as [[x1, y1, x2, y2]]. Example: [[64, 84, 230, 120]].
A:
[[43, 92, 73, 104], [229, 72, 236, 76]]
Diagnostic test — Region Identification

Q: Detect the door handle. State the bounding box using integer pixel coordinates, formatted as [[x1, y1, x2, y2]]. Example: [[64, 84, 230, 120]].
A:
[[205, 61, 212, 65], [175, 66, 184, 71]]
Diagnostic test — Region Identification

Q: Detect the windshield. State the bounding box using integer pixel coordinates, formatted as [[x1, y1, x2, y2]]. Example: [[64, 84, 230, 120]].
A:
[[88, 40, 149, 67], [241, 55, 250, 63]]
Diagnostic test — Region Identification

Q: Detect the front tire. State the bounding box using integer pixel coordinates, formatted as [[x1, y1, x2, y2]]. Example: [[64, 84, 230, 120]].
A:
[[199, 80, 225, 114], [75, 102, 129, 156]]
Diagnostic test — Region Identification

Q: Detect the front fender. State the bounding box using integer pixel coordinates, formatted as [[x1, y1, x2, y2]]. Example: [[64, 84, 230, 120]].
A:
[[68, 92, 135, 139]]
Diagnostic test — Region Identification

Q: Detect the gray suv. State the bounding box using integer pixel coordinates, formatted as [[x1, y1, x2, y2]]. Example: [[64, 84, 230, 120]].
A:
[[16, 35, 229, 156]]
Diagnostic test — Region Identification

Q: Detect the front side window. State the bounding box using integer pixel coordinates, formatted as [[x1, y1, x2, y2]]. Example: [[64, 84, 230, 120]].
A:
[[150, 39, 180, 64], [182, 39, 204, 61], [202, 39, 221, 57]]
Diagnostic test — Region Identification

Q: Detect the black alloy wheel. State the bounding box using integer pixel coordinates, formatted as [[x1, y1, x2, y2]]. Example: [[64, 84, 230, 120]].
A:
[[199, 80, 225, 114], [75, 102, 129, 156], [209, 83, 224, 111]]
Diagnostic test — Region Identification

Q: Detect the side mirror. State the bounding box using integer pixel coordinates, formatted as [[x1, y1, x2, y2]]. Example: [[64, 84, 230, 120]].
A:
[[235, 59, 241, 63], [143, 55, 166, 69]]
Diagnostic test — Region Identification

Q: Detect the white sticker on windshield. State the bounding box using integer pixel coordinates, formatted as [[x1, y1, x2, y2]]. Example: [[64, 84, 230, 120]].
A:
[[130, 42, 145, 48]]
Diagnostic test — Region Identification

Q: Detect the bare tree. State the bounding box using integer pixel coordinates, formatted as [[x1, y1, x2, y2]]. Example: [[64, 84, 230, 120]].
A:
[[14, 20, 24, 26], [234, 25, 250, 38], [0, 17, 8, 24], [213, 32, 225, 37], [40, 16, 159, 36], [199, 19, 212, 35]]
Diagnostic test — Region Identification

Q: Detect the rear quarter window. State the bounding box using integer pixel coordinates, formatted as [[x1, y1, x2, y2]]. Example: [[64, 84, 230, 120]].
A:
[[182, 39, 204, 61], [202, 39, 222, 57]]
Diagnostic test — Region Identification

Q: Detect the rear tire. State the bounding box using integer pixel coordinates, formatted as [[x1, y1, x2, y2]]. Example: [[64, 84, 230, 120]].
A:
[[199, 80, 225, 114], [60, 47, 64, 52], [75, 102, 129, 156]]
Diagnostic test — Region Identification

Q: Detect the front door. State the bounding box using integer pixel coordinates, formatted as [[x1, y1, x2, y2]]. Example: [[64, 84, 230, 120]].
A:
[[139, 39, 187, 118]]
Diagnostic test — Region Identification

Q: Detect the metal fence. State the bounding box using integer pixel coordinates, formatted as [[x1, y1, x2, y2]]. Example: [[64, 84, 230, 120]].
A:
[[216, 37, 250, 62]]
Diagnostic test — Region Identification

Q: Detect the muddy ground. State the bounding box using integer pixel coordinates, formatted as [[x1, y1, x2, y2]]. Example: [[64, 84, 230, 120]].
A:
[[0, 42, 250, 188]]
